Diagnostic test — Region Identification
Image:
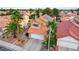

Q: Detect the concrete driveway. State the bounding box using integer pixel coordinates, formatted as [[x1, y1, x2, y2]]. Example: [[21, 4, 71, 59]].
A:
[[23, 39, 43, 51]]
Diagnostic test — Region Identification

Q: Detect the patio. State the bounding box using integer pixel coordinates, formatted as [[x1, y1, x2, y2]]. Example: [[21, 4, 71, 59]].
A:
[[0, 32, 29, 47], [0, 33, 43, 51], [1, 38, 28, 47]]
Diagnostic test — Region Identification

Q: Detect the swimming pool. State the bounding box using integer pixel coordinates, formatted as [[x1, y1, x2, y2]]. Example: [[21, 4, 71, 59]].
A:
[[0, 46, 14, 51]]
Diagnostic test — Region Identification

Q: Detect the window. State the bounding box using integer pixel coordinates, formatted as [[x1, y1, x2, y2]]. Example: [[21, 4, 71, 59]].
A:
[[32, 22, 40, 28]]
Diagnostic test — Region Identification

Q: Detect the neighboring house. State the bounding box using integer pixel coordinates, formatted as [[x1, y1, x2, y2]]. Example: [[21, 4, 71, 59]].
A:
[[0, 16, 11, 31], [35, 14, 53, 25], [60, 15, 70, 22], [0, 11, 31, 31], [20, 10, 31, 28], [40, 14, 53, 22], [60, 11, 77, 22], [59, 10, 66, 17], [0, 10, 9, 14], [28, 14, 53, 40], [0, 16, 11, 28], [66, 11, 76, 19], [0, 16, 11, 37], [57, 20, 79, 51]]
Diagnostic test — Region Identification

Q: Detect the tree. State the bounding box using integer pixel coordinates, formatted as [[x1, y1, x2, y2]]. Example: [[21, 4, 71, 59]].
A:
[[4, 10, 23, 38], [76, 8, 79, 14], [29, 8, 43, 19], [43, 20, 57, 51], [35, 8, 43, 18], [28, 8, 34, 12], [5, 22, 17, 38], [76, 8, 79, 11], [52, 8, 59, 17], [42, 8, 53, 16], [29, 14, 36, 19]]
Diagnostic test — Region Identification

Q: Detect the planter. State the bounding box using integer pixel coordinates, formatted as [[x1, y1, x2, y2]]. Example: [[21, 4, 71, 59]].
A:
[[44, 46, 48, 49], [49, 46, 58, 51], [42, 45, 48, 49], [49, 47, 54, 51]]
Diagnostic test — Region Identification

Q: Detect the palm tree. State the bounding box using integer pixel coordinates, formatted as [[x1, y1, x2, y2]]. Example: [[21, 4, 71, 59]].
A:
[[47, 20, 57, 51], [4, 9, 23, 38], [43, 20, 57, 51], [4, 22, 17, 38], [48, 21, 56, 51]]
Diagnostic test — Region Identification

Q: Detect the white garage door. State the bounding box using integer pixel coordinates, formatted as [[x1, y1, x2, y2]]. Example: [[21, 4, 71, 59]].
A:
[[30, 34, 44, 40], [57, 36, 79, 49]]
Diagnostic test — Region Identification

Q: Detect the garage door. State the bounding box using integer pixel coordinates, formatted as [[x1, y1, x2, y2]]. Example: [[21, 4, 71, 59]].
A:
[[30, 34, 44, 40], [57, 36, 79, 50]]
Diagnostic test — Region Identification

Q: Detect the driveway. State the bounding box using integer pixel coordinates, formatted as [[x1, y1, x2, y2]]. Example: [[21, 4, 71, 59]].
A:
[[23, 39, 43, 51]]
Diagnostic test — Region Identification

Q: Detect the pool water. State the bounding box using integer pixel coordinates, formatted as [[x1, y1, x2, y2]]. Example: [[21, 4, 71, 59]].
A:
[[0, 46, 13, 51]]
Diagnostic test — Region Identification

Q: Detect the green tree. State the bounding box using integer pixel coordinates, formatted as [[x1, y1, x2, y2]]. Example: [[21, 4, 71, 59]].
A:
[[43, 20, 57, 51], [76, 8, 79, 11], [42, 8, 53, 16], [52, 8, 59, 17], [35, 8, 43, 18], [29, 8, 43, 19], [76, 8, 79, 14], [29, 14, 36, 19], [4, 10, 23, 38]]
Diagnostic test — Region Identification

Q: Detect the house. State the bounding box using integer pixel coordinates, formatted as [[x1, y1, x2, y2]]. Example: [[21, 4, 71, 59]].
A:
[[0, 11, 31, 38], [35, 14, 53, 25], [28, 21, 48, 40], [28, 14, 53, 40], [59, 10, 66, 17], [60, 15, 70, 22], [0, 11, 31, 30], [0, 16, 11, 37], [57, 20, 79, 51], [19, 10, 31, 28], [0, 16, 11, 28], [60, 11, 77, 22], [0, 16, 11, 31]]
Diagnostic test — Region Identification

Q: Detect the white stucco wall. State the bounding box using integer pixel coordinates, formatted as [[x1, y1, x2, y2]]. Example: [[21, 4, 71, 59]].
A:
[[30, 34, 44, 40], [57, 36, 79, 50]]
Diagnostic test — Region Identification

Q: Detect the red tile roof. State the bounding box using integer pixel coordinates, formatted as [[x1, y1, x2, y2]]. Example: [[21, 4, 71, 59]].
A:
[[0, 16, 11, 28], [28, 15, 53, 35], [34, 18, 43, 23], [35, 14, 54, 24], [20, 11, 31, 16], [61, 16, 70, 21], [40, 16, 48, 22], [57, 20, 79, 40], [28, 25, 48, 35]]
